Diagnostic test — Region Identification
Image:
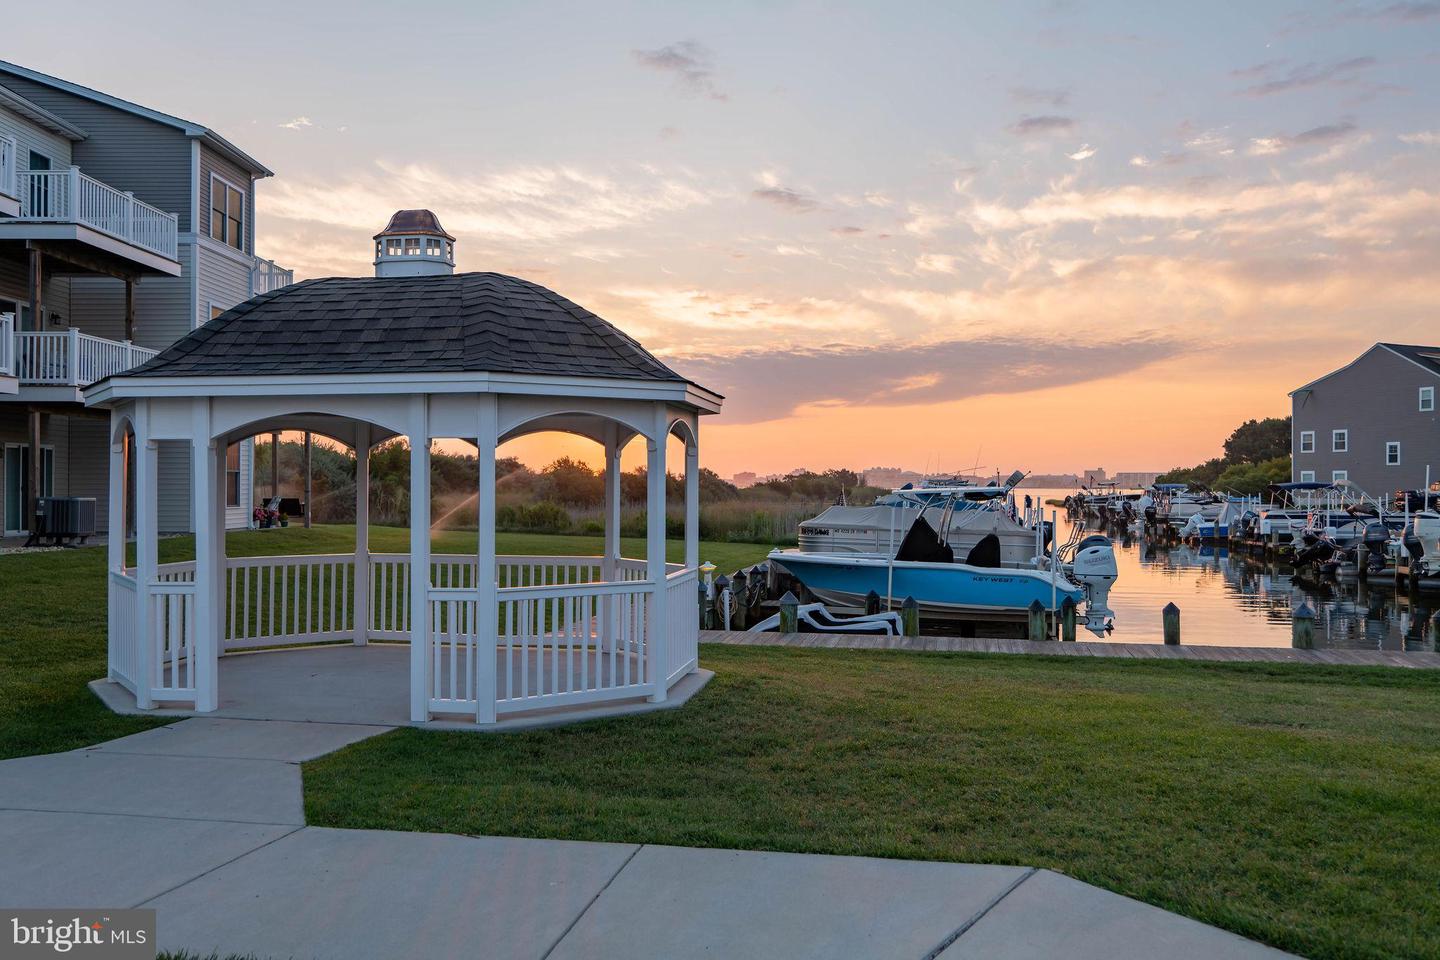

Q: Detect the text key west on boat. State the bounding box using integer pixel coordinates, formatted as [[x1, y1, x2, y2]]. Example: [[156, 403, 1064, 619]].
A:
[[767, 476, 1119, 636]]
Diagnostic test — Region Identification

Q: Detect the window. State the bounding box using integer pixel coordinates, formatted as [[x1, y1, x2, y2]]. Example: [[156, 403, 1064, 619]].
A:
[[209, 175, 245, 250], [1386, 441, 1401, 466], [1332, 429, 1348, 453], [225, 444, 241, 507], [1299, 431, 1315, 454], [1422, 386, 1435, 412], [385, 238, 403, 256], [1300, 470, 1316, 483], [404, 237, 421, 256], [209, 302, 226, 323], [425, 238, 441, 257], [1332, 470, 1348, 483]]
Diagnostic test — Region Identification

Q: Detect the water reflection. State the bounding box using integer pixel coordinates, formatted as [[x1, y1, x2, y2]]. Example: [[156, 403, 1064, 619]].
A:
[[1107, 525, 1438, 650]]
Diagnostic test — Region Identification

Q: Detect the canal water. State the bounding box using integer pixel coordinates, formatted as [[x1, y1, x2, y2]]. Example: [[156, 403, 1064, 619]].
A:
[[1024, 490, 1440, 650]]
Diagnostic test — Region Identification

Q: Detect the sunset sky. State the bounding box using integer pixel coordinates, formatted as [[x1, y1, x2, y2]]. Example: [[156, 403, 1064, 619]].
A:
[[14, 1, 1440, 477]]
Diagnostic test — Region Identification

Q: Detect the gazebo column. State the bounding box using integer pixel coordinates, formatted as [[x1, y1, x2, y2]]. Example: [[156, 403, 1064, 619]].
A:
[[190, 398, 220, 712], [685, 424, 700, 571], [600, 422, 621, 651], [133, 405, 158, 710], [106, 422, 127, 683], [475, 395, 498, 724], [646, 403, 668, 702], [352, 423, 370, 646], [408, 398, 431, 722]]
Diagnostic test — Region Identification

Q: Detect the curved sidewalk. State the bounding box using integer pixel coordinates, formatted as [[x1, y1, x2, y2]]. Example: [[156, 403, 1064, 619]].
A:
[[0, 718, 1296, 959]]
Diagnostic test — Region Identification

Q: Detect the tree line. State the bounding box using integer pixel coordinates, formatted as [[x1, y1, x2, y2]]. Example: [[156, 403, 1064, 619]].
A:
[[1155, 417, 1291, 494]]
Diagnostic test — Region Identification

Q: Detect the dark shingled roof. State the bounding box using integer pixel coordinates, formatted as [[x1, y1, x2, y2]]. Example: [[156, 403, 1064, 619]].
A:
[[1381, 343, 1440, 378], [117, 273, 689, 383]]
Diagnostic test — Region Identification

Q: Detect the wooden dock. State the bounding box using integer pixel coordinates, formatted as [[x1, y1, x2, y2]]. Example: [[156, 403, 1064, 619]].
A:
[[699, 630, 1440, 669]]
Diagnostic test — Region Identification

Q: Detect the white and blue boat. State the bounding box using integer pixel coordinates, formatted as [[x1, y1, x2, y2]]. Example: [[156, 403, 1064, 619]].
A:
[[769, 489, 1119, 636]]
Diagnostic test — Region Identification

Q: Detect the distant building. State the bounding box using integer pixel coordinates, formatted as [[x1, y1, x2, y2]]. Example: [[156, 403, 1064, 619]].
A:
[[1081, 467, 1108, 486], [1112, 471, 1162, 488], [861, 466, 926, 488], [1290, 343, 1440, 497], [731, 471, 757, 488]]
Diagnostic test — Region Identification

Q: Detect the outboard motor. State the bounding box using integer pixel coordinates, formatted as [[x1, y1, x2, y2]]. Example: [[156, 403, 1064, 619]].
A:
[[1410, 511, 1440, 575], [1363, 520, 1391, 574], [1071, 534, 1118, 636], [1179, 512, 1203, 540], [1294, 534, 1336, 568]]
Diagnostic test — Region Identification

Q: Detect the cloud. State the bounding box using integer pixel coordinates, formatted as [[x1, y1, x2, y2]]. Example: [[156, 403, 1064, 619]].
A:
[[1399, 130, 1440, 145], [830, 225, 866, 235], [1129, 151, 1189, 167], [751, 187, 818, 212], [659, 125, 681, 140], [1235, 56, 1377, 97], [278, 116, 313, 131], [1368, 1, 1440, 20], [632, 41, 727, 101], [678, 335, 1183, 423], [1009, 86, 1070, 107], [914, 253, 960, 274], [1009, 115, 1075, 135], [1067, 144, 1097, 161], [1248, 121, 1357, 155]]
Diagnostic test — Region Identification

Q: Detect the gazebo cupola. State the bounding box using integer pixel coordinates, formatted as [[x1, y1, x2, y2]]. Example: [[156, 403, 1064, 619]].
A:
[[373, 209, 456, 277]]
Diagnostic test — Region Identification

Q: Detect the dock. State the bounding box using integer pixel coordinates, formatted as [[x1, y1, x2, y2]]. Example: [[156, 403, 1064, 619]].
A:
[[699, 630, 1440, 668]]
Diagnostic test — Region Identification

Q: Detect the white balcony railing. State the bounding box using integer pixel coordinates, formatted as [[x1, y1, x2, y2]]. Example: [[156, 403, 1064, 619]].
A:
[[0, 314, 12, 378], [251, 257, 294, 295], [16, 167, 178, 260], [10, 326, 158, 387], [0, 137, 15, 200]]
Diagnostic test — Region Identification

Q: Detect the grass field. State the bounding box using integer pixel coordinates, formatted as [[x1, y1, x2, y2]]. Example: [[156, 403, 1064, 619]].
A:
[[304, 645, 1440, 960], [0, 525, 769, 760]]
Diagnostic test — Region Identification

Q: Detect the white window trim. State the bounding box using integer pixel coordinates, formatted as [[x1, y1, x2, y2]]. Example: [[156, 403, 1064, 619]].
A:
[[1299, 430, 1315, 454], [1332, 429, 1348, 453], [209, 172, 246, 250], [1332, 469, 1348, 483], [1300, 470, 1316, 483], [1386, 441, 1401, 466], [1422, 386, 1435, 412]]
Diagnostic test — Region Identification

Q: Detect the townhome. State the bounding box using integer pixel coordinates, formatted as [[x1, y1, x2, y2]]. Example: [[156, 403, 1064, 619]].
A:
[[0, 60, 291, 538], [1290, 343, 1440, 497]]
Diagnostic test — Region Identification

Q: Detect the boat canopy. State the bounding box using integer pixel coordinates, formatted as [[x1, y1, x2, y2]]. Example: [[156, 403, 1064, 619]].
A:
[[1267, 481, 1335, 492], [1152, 483, 1190, 491], [888, 485, 1009, 500]]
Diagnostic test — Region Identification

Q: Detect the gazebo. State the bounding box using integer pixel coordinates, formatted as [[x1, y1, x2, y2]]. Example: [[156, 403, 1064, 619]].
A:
[[83, 235, 721, 725]]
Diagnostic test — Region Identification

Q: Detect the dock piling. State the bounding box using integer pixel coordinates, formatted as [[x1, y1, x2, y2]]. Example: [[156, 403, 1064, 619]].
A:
[[900, 596, 920, 637], [1163, 602, 1181, 645], [732, 571, 748, 630], [1027, 599, 1047, 642], [697, 580, 709, 629], [1292, 601, 1316, 649], [1060, 596, 1077, 642], [778, 591, 799, 634], [865, 590, 881, 616], [714, 575, 731, 631]]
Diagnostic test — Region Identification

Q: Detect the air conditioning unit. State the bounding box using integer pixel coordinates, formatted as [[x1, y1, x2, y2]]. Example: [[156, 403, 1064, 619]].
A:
[[32, 496, 97, 545]]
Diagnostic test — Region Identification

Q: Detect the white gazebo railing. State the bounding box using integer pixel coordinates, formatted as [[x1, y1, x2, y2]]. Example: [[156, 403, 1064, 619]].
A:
[[12, 329, 158, 386], [0, 137, 15, 200], [127, 552, 703, 719], [17, 167, 179, 260]]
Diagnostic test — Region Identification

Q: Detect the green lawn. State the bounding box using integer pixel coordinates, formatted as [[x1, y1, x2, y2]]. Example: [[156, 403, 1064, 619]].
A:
[[0, 525, 769, 760], [305, 645, 1440, 960]]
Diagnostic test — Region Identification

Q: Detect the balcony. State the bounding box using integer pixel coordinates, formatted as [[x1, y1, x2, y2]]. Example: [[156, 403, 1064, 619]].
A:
[[251, 257, 294, 296], [1, 315, 158, 401], [0, 151, 180, 275], [0, 138, 16, 217]]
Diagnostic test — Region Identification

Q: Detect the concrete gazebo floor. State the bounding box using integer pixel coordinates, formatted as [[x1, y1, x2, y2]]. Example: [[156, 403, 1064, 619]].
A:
[[89, 644, 713, 732]]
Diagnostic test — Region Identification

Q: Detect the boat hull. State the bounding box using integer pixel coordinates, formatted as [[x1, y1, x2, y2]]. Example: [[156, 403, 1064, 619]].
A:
[[768, 550, 1083, 615]]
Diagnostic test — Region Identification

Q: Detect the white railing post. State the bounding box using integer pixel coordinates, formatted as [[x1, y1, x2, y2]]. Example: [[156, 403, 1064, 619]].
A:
[[67, 327, 80, 385], [133, 408, 157, 709], [67, 166, 80, 220], [124, 191, 134, 245], [106, 423, 126, 681], [192, 400, 219, 712], [646, 402, 669, 702]]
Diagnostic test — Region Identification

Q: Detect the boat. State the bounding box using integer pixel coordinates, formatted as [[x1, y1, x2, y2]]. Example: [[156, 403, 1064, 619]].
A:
[[769, 489, 1119, 636]]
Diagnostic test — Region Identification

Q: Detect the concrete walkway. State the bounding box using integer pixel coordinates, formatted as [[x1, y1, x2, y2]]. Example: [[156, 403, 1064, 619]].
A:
[[703, 628, 1440, 668], [0, 718, 1297, 959]]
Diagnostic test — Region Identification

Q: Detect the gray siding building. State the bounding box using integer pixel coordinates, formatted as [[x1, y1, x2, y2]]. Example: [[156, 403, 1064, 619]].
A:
[[1290, 343, 1440, 498], [0, 59, 291, 536]]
